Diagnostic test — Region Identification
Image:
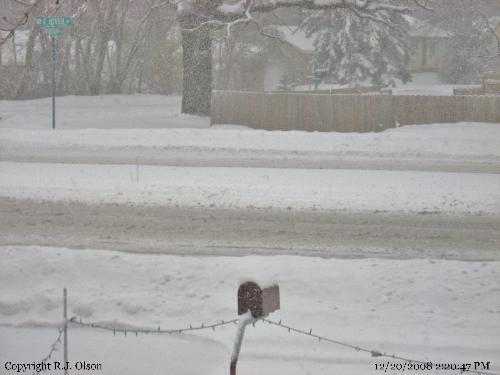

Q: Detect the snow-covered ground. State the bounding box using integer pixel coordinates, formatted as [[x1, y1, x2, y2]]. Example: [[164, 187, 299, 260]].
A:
[[1, 92, 499, 374], [1, 162, 499, 214], [391, 73, 467, 96], [1, 122, 499, 173], [1, 99, 499, 213], [295, 73, 472, 95], [1, 92, 499, 172], [0, 95, 209, 130], [1, 246, 499, 375]]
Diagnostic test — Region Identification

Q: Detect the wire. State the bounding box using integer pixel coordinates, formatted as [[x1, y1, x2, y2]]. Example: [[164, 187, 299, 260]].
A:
[[261, 318, 499, 375], [69, 316, 238, 335], [32, 325, 64, 375], [32, 315, 498, 375]]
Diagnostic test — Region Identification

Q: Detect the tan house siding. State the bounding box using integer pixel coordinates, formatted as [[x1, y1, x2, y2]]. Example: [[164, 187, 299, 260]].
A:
[[409, 37, 447, 72]]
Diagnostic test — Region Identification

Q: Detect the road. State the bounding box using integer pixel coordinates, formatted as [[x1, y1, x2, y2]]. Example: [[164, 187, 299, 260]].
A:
[[1, 122, 499, 261], [1, 197, 498, 260], [1, 140, 499, 174]]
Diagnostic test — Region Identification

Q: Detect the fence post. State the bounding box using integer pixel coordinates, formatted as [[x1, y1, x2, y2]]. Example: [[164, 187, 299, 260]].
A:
[[63, 288, 68, 375]]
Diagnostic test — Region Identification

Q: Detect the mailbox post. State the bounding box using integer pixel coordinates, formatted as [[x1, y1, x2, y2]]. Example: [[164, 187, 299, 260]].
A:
[[230, 281, 280, 375]]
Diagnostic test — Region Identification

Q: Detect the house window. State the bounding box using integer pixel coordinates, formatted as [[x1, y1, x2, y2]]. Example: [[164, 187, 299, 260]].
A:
[[410, 38, 420, 53], [429, 40, 436, 58]]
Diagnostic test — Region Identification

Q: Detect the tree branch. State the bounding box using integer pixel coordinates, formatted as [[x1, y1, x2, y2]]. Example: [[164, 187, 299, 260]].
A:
[[0, 0, 39, 47]]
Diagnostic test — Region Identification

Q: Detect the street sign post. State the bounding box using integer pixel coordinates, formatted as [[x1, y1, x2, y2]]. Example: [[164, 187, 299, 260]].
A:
[[35, 16, 74, 129], [45, 27, 64, 37]]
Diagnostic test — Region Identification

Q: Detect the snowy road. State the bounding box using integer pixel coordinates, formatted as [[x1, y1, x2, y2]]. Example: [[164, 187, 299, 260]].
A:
[[1, 198, 499, 260], [2, 142, 498, 173]]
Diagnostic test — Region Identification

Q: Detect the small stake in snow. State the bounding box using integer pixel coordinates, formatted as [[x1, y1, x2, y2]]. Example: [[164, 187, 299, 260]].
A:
[[136, 157, 139, 183], [230, 281, 280, 375]]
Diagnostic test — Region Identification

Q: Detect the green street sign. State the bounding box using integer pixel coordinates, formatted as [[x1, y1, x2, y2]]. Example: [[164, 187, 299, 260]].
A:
[[35, 16, 74, 27], [45, 27, 64, 37]]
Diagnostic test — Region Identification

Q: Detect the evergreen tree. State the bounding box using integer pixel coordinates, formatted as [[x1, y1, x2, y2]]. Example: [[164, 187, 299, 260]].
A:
[[437, 26, 491, 84], [302, 5, 411, 87], [434, 0, 500, 84], [277, 72, 294, 91]]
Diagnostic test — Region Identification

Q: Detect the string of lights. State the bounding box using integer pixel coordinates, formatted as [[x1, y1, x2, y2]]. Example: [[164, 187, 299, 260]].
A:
[[69, 316, 238, 336], [32, 325, 64, 375], [261, 318, 499, 375]]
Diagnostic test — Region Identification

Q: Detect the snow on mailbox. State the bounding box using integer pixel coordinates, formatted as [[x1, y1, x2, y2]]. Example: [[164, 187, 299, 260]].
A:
[[238, 281, 280, 317]]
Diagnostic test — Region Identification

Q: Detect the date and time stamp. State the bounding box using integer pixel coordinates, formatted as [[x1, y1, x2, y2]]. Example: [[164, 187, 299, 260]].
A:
[[2, 360, 494, 373], [374, 361, 493, 373]]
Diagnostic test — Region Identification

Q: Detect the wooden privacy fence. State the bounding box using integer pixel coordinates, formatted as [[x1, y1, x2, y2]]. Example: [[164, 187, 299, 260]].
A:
[[211, 91, 500, 132]]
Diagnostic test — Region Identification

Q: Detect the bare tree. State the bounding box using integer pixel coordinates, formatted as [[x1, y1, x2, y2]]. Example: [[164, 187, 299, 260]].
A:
[[1, 0, 179, 99], [0, 0, 40, 48]]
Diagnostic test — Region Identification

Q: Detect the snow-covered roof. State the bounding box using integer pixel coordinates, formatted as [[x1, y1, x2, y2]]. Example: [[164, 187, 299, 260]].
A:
[[272, 26, 315, 53], [272, 16, 450, 54], [405, 16, 450, 39], [489, 16, 500, 29]]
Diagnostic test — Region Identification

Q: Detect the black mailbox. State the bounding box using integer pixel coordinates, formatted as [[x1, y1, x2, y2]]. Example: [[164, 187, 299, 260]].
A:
[[238, 281, 280, 318]]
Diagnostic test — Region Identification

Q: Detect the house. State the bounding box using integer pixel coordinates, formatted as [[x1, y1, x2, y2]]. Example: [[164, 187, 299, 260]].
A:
[[260, 19, 452, 91], [213, 26, 313, 92], [216, 16, 452, 92], [490, 16, 500, 39], [405, 16, 450, 72], [261, 26, 314, 91]]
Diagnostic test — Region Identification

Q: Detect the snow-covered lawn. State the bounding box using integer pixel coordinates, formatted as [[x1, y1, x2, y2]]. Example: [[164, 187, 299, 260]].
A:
[[1, 162, 499, 215], [391, 72, 471, 96], [295, 73, 472, 95], [1, 122, 499, 158], [1, 123, 499, 170], [1, 246, 499, 375], [0, 95, 209, 130]]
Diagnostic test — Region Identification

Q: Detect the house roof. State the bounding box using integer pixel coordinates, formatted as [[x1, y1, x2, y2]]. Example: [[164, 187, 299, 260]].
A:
[[404, 16, 451, 38], [271, 26, 315, 53], [271, 16, 449, 55], [489, 16, 500, 32]]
